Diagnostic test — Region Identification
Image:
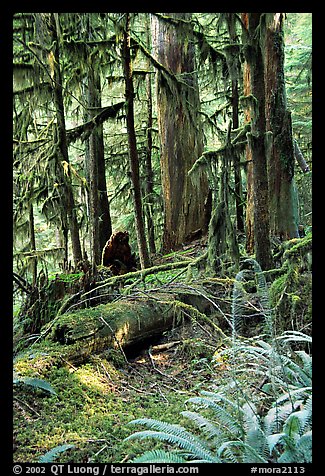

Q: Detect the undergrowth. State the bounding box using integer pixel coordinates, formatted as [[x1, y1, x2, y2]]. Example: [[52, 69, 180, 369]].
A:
[[124, 259, 312, 463]]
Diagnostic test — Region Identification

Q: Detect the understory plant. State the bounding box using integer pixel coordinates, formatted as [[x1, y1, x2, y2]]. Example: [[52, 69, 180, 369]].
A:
[[124, 261, 312, 463]]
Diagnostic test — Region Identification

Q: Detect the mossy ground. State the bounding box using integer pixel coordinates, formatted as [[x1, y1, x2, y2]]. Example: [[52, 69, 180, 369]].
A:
[[13, 236, 312, 463], [13, 321, 222, 463]]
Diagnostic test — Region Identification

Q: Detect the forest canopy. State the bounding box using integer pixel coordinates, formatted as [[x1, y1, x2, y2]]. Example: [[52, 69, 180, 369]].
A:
[[13, 12, 312, 465]]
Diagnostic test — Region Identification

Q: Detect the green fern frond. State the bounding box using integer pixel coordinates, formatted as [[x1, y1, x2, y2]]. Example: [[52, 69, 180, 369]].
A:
[[295, 431, 312, 463], [131, 449, 187, 463], [38, 444, 75, 463], [13, 376, 56, 395], [242, 403, 268, 460], [231, 270, 247, 337], [186, 395, 244, 438], [218, 440, 268, 463], [276, 330, 312, 344], [126, 419, 219, 462], [181, 410, 222, 443], [125, 429, 218, 462]]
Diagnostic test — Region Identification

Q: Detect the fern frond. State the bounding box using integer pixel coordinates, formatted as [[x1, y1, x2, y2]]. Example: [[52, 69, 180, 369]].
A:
[[38, 444, 75, 463], [131, 449, 187, 463], [186, 395, 244, 438], [14, 376, 56, 395], [127, 418, 207, 448], [125, 430, 218, 462], [295, 431, 312, 463], [218, 440, 268, 463], [276, 330, 312, 344], [242, 403, 268, 460], [181, 410, 222, 443], [231, 270, 247, 337]]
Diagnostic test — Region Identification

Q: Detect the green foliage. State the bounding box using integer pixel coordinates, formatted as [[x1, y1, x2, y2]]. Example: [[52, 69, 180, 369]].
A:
[[125, 331, 312, 463], [13, 374, 56, 395], [125, 270, 311, 463], [232, 258, 273, 338], [38, 444, 75, 463]]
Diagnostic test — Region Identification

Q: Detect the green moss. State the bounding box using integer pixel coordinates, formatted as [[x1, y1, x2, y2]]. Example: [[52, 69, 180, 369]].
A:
[[13, 350, 196, 463], [269, 234, 312, 332]]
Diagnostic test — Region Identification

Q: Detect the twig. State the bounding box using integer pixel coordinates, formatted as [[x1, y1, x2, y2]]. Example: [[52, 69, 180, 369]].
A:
[[151, 341, 181, 353], [99, 316, 129, 365], [13, 396, 40, 417], [147, 347, 180, 382]]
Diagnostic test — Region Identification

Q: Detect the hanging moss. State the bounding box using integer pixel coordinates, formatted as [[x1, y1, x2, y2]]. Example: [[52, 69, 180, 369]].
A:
[[223, 43, 240, 81], [269, 233, 312, 333]]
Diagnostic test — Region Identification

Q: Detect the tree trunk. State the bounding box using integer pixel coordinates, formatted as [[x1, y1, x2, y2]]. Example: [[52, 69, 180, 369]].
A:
[[153, 13, 210, 251], [48, 289, 221, 358], [144, 15, 156, 255], [48, 13, 82, 266], [226, 14, 244, 233], [122, 14, 151, 269], [241, 13, 254, 255], [28, 201, 37, 286], [87, 68, 112, 266], [244, 13, 272, 270], [262, 13, 299, 240]]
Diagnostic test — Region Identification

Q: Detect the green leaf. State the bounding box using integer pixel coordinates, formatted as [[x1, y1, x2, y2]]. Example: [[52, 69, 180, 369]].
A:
[[38, 444, 75, 463], [14, 377, 56, 395]]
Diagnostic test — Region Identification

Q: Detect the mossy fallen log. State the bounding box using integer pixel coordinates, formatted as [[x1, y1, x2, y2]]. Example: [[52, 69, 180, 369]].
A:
[[49, 295, 178, 351], [45, 288, 225, 361]]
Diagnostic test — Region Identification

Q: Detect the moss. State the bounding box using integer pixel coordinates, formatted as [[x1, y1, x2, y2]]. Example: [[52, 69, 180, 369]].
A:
[[13, 343, 202, 463], [269, 234, 312, 332]]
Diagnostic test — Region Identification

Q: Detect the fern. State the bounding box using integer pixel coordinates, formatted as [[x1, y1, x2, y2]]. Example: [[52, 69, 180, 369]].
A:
[[13, 375, 56, 395], [131, 450, 187, 463], [232, 258, 274, 339], [124, 269, 312, 464], [38, 444, 75, 463], [126, 418, 219, 462]]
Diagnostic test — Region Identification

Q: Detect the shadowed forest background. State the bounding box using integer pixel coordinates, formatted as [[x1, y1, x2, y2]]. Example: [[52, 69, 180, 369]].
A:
[[13, 13, 312, 465]]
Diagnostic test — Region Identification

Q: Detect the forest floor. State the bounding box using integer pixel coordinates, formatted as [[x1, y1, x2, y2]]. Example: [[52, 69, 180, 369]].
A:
[[13, 238, 233, 463], [13, 315, 232, 463], [13, 233, 312, 463]]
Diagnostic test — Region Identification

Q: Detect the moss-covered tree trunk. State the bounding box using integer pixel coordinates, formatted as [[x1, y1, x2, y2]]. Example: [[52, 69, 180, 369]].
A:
[[225, 13, 244, 233], [241, 13, 254, 255], [244, 13, 272, 270], [86, 67, 112, 266], [154, 13, 210, 251], [122, 14, 151, 269], [48, 13, 82, 266], [144, 14, 156, 255], [262, 13, 299, 240]]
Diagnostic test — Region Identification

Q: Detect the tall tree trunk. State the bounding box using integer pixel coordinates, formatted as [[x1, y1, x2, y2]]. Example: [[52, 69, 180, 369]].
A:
[[87, 68, 112, 266], [262, 13, 299, 240], [153, 12, 210, 251], [241, 13, 254, 255], [225, 14, 244, 233], [48, 13, 82, 266], [28, 201, 37, 286], [122, 13, 151, 269], [144, 14, 156, 255], [244, 13, 272, 270]]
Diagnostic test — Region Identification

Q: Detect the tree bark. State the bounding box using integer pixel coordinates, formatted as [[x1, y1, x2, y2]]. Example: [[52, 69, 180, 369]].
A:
[[241, 13, 254, 255], [28, 201, 37, 286], [262, 13, 299, 240], [244, 13, 272, 270], [122, 14, 151, 269], [86, 67, 112, 266], [48, 13, 82, 266], [153, 13, 210, 251], [226, 14, 244, 233], [48, 290, 221, 357], [144, 14, 156, 255]]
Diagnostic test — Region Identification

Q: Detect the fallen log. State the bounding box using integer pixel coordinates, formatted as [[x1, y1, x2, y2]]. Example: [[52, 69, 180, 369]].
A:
[[46, 289, 226, 362]]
